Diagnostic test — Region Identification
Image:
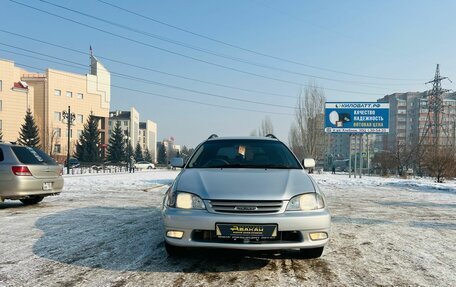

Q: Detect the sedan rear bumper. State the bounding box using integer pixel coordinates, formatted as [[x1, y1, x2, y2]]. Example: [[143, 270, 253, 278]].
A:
[[0, 176, 64, 199], [163, 207, 330, 250]]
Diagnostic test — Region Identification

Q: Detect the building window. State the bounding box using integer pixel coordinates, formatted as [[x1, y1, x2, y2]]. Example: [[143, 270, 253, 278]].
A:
[[77, 130, 83, 138], [54, 112, 61, 121], [54, 144, 61, 153], [124, 121, 128, 126], [66, 91, 72, 97], [0, 100, 2, 111], [77, 114, 83, 124], [0, 119, 2, 130], [77, 93, 83, 99], [0, 80, 2, 91], [54, 89, 61, 96], [67, 129, 73, 138], [53, 128, 61, 137]]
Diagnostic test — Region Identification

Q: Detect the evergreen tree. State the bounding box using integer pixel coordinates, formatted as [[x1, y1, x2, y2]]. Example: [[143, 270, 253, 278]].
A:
[[75, 112, 100, 162], [134, 142, 143, 161], [18, 108, 40, 147], [125, 142, 134, 162], [158, 142, 167, 164], [107, 121, 125, 163], [144, 148, 153, 163]]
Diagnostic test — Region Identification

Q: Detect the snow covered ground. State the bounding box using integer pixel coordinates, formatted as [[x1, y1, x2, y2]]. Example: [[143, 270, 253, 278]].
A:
[[0, 170, 455, 286]]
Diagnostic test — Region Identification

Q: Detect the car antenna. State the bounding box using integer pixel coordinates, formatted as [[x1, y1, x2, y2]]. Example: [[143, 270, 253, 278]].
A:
[[208, 134, 218, 139]]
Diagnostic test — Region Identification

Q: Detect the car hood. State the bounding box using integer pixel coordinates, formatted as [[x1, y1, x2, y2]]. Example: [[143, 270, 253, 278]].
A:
[[175, 168, 315, 200]]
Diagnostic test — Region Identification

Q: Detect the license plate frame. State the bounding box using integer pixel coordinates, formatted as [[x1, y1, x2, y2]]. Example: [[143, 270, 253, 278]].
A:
[[215, 223, 278, 239], [42, 182, 52, 191]]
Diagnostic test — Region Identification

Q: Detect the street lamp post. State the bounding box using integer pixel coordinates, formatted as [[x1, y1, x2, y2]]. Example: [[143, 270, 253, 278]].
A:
[[62, 106, 75, 174], [124, 132, 130, 172]]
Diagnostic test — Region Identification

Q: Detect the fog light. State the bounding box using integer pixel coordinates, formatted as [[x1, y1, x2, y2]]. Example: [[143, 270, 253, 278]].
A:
[[166, 230, 184, 239], [309, 232, 328, 241]]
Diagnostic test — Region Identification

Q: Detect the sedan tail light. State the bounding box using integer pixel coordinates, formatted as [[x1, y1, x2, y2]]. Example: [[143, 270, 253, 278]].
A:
[[12, 166, 33, 176]]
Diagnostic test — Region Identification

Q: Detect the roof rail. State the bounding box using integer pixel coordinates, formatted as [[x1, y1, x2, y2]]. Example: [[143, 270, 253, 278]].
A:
[[207, 134, 218, 139], [265, 134, 277, 139]]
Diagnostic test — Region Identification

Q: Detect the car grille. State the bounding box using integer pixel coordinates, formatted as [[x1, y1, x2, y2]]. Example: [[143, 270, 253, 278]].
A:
[[209, 200, 283, 213]]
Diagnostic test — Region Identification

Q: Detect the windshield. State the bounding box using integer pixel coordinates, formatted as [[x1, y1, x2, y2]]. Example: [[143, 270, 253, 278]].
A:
[[187, 139, 301, 169]]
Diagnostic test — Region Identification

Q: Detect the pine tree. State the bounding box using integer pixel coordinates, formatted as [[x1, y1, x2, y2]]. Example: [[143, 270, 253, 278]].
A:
[[18, 108, 40, 147], [144, 148, 153, 163], [125, 142, 134, 162], [134, 142, 143, 161], [158, 142, 167, 164], [107, 121, 125, 163], [75, 112, 100, 162]]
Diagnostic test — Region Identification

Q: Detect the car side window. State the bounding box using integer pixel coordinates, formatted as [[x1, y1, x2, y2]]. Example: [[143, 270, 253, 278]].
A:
[[0, 147, 4, 161]]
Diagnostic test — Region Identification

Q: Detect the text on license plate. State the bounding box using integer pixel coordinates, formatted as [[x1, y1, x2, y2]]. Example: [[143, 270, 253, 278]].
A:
[[42, 182, 52, 191]]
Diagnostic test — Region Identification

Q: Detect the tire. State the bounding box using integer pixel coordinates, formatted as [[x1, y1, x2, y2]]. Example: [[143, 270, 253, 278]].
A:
[[147, 166, 153, 170], [165, 241, 185, 256], [299, 247, 324, 259], [20, 196, 44, 205]]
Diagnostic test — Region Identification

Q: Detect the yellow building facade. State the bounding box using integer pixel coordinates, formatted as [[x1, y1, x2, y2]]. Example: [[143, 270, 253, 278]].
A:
[[0, 59, 35, 143], [0, 56, 111, 162]]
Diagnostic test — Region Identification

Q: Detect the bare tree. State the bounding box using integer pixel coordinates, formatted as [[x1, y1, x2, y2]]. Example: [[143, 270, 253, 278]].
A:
[[289, 84, 327, 161], [371, 151, 398, 176], [259, 116, 274, 136], [422, 146, 456, 182]]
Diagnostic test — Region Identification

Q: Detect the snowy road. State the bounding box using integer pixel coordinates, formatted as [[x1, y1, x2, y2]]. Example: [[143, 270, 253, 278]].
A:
[[1, 171, 455, 287]]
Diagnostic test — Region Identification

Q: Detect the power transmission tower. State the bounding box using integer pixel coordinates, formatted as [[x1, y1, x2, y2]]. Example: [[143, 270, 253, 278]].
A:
[[421, 64, 452, 148]]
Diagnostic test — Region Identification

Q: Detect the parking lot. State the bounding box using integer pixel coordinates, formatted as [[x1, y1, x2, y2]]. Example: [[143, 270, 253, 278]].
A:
[[0, 171, 455, 287]]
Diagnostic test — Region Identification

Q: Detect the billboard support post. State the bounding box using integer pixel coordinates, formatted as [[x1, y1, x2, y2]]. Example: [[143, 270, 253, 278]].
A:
[[348, 134, 352, 178], [354, 135, 357, 178], [359, 134, 363, 178], [367, 134, 370, 175]]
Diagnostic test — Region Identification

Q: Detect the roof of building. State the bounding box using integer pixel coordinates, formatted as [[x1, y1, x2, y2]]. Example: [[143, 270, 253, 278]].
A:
[[109, 111, 131, 120], [12, 81, 29, 90], [139, 122, 147, 129]]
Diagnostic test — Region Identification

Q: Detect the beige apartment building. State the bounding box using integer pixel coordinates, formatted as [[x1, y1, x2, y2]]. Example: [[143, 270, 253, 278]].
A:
[[139, 120, 157, 163], [0, 59, 35, 141], [0, 55, 111, 162]]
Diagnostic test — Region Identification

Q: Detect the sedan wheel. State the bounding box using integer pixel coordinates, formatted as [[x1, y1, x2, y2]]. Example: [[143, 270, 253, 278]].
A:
[[20, 196, 44, 205]]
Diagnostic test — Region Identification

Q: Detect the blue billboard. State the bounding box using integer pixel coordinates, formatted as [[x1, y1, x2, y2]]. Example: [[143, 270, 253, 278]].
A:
[[324, 102, 389, 133]]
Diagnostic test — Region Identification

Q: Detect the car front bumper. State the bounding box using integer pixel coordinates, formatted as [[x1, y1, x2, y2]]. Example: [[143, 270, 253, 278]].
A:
[[162, 207, 331, 250]]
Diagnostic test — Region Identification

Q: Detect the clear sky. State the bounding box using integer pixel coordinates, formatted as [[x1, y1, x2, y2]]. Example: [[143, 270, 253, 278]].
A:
[[1, 0, 455, 147]]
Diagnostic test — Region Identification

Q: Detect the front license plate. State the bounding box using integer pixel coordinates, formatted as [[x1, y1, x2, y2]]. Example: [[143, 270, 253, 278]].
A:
[[216, 223, 277, 239], [42, 182, 52, 191]]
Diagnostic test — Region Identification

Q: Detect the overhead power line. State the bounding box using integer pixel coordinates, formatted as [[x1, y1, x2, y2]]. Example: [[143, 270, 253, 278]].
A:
[[0, 28, 386, 97], [96, 0, 423, 82], [9, 0, 398, 95], [13, 62, 294, 116], [0, 43, 298, 109], [37, 0, 417, 87], [0, 29, 292, 99]]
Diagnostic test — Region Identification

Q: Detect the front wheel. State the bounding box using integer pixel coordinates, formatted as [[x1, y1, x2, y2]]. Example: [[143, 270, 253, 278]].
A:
[[20, 196, 44, 205], [165, 241, 186, 256], [147, 166, 153, 169], [299, 247, 324, 259]]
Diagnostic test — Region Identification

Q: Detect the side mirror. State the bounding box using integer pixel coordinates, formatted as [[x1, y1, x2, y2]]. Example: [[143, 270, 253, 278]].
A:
[[170, 157, 184, 168], [302, 158, 316, 169]]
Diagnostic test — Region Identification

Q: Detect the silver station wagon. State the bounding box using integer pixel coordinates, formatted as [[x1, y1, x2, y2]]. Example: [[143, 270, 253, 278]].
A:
[[162, 135, 331, 258], [0, 142, 63, 205]]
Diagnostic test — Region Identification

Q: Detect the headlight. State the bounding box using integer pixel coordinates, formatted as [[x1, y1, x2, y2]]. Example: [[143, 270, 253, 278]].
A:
[[168, 191, 206, 210], [286, 193, 325, 211]]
